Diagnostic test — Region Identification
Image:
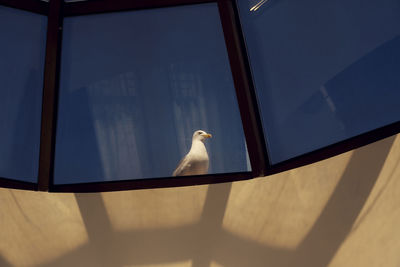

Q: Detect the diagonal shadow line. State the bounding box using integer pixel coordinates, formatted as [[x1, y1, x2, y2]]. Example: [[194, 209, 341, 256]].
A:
[[73, 193, 119, 267], [351, 154, 400, 233], [34, 136, 395, 267], [36, 223, 203, 267], [290, 135, 396, 267], [36, 183, 234, 267], [9, 191, 43, 235], [191, 183, 233, 267], [212, 136, 396, 267], [74, 193, 113, 241]]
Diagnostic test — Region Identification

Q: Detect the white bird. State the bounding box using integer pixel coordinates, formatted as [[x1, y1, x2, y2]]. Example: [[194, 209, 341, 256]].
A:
[[173, 130, 212, 176]]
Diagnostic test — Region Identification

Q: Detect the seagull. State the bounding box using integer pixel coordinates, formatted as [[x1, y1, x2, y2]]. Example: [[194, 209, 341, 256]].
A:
[[173, 130, 212, 176]]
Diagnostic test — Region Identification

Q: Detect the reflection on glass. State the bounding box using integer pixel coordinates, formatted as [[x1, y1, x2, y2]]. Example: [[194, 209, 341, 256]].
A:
[[237, 0, 400, 164], [54, 3, 249, 184], [0, 6, 46, 182]]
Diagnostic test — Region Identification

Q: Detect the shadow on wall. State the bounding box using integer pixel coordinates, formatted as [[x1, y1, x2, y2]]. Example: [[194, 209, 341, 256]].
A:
[[36, 136, 396, 267], [0, 255, 12, 267]]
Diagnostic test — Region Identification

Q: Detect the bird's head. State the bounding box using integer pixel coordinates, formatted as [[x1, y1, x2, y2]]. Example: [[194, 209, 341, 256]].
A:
[[193, 130, 212, 142]]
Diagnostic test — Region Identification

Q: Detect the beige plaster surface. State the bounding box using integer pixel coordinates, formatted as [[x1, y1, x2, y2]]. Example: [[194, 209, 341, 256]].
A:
[[0, 134, 399, 267]]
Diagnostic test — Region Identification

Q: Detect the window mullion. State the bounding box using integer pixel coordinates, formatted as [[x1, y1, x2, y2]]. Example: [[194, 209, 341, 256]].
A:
[[38, 0, 63, 191], [217, 0, 268, 177]]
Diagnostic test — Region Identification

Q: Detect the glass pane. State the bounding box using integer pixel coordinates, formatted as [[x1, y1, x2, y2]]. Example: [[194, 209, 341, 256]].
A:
[[237, 0, 400, 164], [0, 6, 47, 182], [54, 3, 249, 184]]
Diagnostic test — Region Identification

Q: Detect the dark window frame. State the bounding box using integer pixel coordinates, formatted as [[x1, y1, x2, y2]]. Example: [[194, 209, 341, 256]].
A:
[[0, 0, 398, 192], [0, 0, 48, 14]]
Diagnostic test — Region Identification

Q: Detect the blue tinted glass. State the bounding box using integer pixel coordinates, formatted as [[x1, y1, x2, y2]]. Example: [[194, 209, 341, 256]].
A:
[[55, 3, 249, 184], [0, 6, 46, 182], [237, 0, 400, 164]]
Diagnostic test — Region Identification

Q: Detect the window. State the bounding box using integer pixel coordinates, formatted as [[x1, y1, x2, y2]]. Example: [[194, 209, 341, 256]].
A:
[[54, 3, 250, 184], [0, 5, 47, 183], [0, 0, 398, 191], [237, 0, 400, 164]]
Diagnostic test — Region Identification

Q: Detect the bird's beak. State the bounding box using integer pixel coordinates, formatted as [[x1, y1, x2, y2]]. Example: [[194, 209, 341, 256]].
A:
[[203, 133, 212, 138]]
